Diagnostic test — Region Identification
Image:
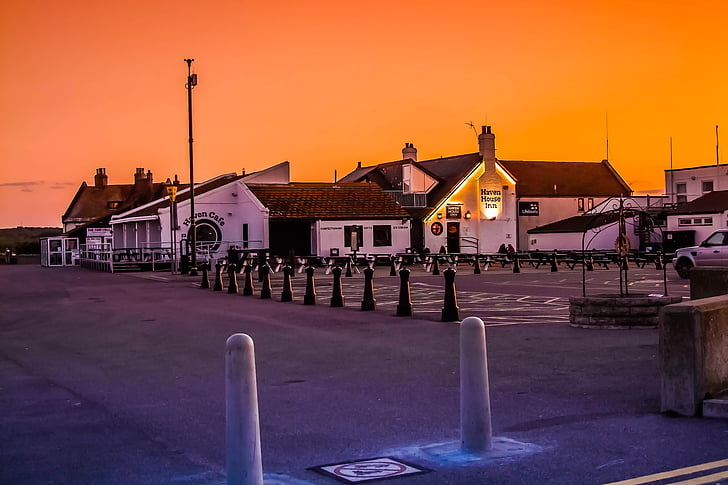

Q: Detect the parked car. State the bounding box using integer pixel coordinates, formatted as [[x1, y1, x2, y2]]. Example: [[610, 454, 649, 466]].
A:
[[672, 230, 728, 279]]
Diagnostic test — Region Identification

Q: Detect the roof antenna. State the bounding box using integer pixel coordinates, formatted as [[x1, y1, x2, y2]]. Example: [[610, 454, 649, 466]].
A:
[[465, 121, 478, 137], [605, 111, 610, 161], [334, 169, 337, 183]]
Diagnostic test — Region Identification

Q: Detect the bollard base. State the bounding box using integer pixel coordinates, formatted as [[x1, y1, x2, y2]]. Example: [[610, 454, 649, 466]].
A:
[[418, 437, 541, 465]]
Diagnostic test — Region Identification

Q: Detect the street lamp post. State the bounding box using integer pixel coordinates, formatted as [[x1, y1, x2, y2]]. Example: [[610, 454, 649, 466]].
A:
[[184, 58, 198, 276], [166, 181, 178, 274]]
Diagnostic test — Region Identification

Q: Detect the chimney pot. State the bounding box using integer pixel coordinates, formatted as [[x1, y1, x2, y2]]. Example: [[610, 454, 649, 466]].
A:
[[94, 167, 108, 188], [478, 127, 496, 161], [402, 142, 418, 162]]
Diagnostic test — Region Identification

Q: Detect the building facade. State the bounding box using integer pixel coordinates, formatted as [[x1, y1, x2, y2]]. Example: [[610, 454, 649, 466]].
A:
[[341, 126, 632, 252], [664, 164, 728, 205], [109, 162, 411, 261]]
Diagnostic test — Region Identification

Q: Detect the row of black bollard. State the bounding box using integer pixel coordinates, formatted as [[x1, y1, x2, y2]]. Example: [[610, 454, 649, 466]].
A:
[[202, 258, 462, 322]]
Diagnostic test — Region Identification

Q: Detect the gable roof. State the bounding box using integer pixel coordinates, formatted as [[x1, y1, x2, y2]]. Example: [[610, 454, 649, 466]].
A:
[[247, 182, 411, 220], [111, 173, 244, 220], [669, 190, 728, 215], [527, 212, 626, 234], [339, 153, 481, 218], [498, 160, 632, 197], [62, 180, 180, 227]]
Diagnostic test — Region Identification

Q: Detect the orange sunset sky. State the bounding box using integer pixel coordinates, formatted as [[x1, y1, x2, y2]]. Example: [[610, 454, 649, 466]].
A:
[[2, 0, 728, 228]]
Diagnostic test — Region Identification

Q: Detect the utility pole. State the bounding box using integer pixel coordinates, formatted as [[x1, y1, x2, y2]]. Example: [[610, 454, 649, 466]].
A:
[[184, 59, 198, 275]]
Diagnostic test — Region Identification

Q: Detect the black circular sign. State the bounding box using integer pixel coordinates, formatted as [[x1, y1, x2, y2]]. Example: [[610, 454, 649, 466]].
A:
[[188, 218, 223, 252], [431, 222, 443, 236]]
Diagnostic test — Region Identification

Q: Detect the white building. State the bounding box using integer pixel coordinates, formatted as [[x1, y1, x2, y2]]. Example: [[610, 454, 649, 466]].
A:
[[341, 126, 632, 252], [665, 190, 728, 247], [109, 162, 412, 261], [664, 164, 728, 205]]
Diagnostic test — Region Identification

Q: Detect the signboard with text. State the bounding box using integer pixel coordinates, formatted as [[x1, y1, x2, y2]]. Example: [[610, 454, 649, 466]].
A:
[[518, 201, 539, 216]]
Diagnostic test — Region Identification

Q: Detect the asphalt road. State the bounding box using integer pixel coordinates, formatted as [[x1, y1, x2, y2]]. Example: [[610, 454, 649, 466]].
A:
[[1, 263, 725, 485]]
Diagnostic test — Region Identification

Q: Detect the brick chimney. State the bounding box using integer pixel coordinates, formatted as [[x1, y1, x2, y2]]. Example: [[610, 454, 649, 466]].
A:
[[94, 168, 108, 188], [402, 142, 418, 161], [134, 168, 145, 185], [478, 126, 495, 162]]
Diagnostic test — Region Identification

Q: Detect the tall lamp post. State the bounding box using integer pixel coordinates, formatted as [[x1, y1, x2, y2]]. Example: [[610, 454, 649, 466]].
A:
[[184, 58, 198, 276]]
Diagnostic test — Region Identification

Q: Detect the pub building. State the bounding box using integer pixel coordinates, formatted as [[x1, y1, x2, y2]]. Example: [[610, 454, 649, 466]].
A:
[[340, 126, 632, 252]]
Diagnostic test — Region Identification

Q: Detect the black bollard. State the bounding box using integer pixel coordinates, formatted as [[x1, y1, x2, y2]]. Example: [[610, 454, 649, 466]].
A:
[[331, 266, 345, 307], [242, 264, 254, 296], [361, 266, 376, 311], [432, 256, 440, 276], [260, 263, 272, 299], [441, 267, 460, 322], [512, 253, 521, 274], [200, 263, 210, 289], [281, 265, 294, 302], [304, 266, 316, 305], [585, 254, 594, 271], [396, 267, 413, 317], [389, 256, 397, 276], [213, 262, 224, 291], [550, 253, 558, 272], [474, 256, 481, 275], [180, 254, 189, 275], [227, 263, 239, 294]]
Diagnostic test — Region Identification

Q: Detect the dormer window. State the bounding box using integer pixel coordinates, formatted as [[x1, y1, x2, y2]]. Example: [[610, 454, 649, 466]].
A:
[[107, 201, 122, 209], [402, 163, 437, 194]]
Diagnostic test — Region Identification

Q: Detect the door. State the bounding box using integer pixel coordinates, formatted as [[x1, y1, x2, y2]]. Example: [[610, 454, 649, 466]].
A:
[[47, 238, 65, 266], [446, 222, 460, 253], [63, 238, 79, 265]]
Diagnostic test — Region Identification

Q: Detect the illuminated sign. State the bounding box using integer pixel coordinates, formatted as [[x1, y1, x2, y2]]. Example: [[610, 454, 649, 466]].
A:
[[480, 188, 502, 219], [446, 205, 462, 219], [518, 201, 539, 216]]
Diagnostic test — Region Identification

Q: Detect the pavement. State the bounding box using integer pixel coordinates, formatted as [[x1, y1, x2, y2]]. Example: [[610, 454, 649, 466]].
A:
[[1, 262, 727, 485]]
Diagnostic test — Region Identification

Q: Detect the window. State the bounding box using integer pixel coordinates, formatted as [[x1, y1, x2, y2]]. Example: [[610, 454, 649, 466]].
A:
[[577, 198, 585, 212], [676, 183, 686, 194], [678, 217, 712, 226], [702, 180, 714, 193], [107, 201, 122, 209], [344, 225, 363, 249], [704, 231, 727, 246], [676, 195, 687, 203], [372, 225, 392, 247], [587, 198, 595, 210]]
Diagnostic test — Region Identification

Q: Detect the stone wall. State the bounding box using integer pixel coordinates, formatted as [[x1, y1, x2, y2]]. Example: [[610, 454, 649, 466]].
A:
[[569, 295, 682, 328], [690, 267, 728, 300], [659, 294, 728, 416]]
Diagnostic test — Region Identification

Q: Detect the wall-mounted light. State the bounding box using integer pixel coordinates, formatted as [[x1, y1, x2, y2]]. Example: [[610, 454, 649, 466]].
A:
[[464, 210, 472, 220], [437, 213, 443, 220]]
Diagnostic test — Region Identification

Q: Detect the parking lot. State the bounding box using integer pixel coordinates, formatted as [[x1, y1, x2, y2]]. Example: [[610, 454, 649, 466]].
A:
[[2, 263, 723, 485]]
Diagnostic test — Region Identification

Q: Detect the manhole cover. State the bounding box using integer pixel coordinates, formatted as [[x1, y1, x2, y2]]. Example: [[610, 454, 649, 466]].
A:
[[310, 457, 431, 483]]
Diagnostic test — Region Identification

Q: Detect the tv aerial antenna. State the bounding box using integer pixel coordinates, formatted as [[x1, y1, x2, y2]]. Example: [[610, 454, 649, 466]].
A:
[[465, 121, 478, 137]]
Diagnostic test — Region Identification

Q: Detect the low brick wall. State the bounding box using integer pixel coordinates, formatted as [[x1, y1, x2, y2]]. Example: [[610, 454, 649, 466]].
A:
[[660, 294, 728, 416], [569, 295, 683, 329]]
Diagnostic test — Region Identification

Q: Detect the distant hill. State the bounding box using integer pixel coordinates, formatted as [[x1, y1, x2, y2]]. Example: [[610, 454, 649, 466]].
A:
[[0, 227, 63, 254]]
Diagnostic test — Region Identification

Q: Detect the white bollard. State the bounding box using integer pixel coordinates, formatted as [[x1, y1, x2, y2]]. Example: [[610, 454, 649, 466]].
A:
[[460, 316, 493, 453], [226, 334, 263, 485]]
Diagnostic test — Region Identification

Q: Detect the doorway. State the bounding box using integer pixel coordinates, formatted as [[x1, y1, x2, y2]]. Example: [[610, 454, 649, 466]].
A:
[[446, 222, 460, 253]]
